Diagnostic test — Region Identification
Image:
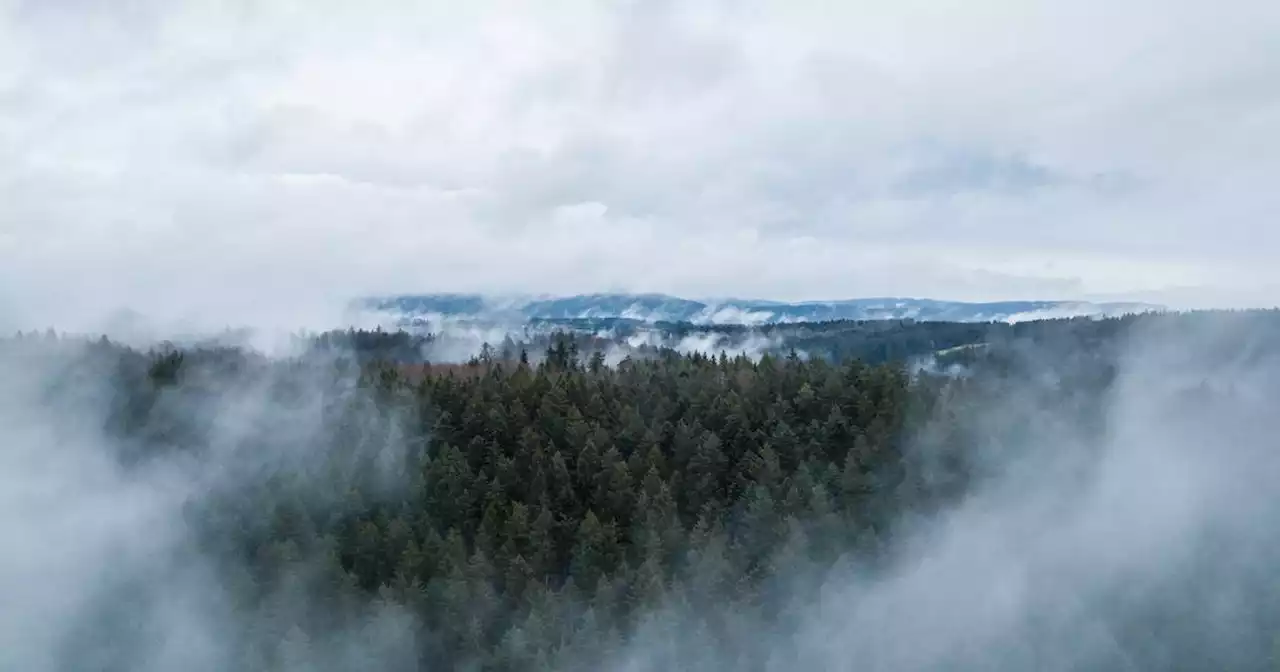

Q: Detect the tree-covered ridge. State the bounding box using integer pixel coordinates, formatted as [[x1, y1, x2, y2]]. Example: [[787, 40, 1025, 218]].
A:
[[307, 312, 1156, 368]]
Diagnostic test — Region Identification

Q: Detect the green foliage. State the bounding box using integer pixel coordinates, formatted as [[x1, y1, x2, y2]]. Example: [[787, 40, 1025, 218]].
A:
[[21, 310, 1276, 669]]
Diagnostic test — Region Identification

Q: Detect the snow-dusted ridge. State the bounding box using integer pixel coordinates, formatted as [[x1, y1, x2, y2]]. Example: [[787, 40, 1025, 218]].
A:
[[365, 293, 1162, 326]]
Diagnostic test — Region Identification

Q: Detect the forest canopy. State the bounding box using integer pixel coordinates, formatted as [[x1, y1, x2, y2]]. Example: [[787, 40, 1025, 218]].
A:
[[6, 309, 1280, 671]]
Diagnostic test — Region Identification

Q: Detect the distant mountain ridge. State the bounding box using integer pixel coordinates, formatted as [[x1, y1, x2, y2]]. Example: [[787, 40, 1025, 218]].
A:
[[366, 293, 1162, 325]]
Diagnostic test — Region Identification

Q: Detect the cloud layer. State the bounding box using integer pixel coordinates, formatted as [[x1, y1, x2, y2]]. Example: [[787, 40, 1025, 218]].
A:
[[3, 0, 1279, 333]]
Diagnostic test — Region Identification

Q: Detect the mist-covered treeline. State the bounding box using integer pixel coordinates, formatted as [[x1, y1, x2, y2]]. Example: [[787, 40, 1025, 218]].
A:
[[7, 310, 1280, 670], [529, 316, 1002, 364], [320, 311, 1162, 367]]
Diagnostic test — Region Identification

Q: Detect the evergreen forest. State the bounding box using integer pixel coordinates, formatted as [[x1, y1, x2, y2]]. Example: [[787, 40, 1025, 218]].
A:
[[7, 310, 1280, 671]]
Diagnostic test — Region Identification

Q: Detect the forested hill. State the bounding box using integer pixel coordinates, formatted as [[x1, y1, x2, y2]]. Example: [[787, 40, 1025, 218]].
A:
[[306, 312, 1165, 368], [310, 316, 1006, 366], [7, 309, 1280, 670]]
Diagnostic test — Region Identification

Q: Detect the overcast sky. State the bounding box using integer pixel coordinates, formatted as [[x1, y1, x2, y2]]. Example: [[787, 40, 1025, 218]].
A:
[[2, 0, 1279, 332]]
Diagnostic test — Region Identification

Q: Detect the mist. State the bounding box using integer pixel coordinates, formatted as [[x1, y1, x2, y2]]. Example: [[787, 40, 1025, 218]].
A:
[[0, 336, 425, 671], [3, 312, 1279, 670], [6, 0, 1280, 665], [585, 314, 1280, 671], [781, 322, 1280, 670]]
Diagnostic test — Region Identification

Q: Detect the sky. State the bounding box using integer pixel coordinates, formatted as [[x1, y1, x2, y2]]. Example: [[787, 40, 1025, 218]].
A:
[[2, 0, 1280, 333]]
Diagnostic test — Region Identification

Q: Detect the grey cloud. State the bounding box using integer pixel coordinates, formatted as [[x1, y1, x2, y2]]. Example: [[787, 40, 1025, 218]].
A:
[[893, 150, 1063, 197], [2, 0, 1280, 334]]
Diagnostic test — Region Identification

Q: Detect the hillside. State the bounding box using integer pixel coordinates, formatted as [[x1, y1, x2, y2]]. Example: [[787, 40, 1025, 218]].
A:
[[366, 293, 1161, 326]]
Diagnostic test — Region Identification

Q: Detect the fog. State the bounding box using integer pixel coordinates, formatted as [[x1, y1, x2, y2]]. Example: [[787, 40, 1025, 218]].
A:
[[594, 315, 1280, 670], [780, 339, 1277, 670], [0, 338, 423, 671], [6, 0, 1280, 665], [372, 309, 797, 364], [3, 313, 1278, 670]]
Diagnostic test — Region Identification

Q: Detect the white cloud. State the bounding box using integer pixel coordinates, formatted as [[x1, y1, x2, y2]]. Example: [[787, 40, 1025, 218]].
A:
[[2, 0, 1279, 333]]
